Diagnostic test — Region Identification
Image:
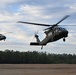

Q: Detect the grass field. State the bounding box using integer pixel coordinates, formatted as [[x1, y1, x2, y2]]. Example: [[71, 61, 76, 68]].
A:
[[0, 64, 76, 75]]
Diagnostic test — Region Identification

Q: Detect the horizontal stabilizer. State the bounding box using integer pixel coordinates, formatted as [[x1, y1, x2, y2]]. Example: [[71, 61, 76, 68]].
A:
[[30, 42, 40, 46], [30, 42, 46, 46]]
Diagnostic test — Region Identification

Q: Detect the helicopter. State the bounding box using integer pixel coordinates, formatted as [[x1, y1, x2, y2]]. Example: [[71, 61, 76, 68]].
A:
[[0, 34, 6, 41], [18, 15, 71, 49], [0, 32, 12, 41]]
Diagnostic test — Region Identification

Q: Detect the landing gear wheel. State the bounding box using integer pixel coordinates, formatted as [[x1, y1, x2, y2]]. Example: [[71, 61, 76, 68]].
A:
[[41, 46, 43, 49], [63, 38, 66, 42]]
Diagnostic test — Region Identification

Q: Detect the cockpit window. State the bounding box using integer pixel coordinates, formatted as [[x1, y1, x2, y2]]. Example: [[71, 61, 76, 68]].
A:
[[0, 34, 2, 36], [58, 27, 66, 31]]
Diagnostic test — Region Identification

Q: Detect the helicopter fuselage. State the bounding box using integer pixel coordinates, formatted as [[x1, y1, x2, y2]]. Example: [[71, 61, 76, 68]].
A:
[[30, 26, 68, 46], [45, 27, 68, 43], [0, 34, 6, 41]]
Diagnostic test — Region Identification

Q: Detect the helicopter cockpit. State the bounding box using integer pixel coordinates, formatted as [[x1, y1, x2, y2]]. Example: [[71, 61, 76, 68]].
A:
[[55, 27, 68, 33]]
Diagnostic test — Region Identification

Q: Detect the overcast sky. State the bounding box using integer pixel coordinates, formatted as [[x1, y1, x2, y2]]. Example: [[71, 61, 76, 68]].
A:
[[0, 0, 76, 54]]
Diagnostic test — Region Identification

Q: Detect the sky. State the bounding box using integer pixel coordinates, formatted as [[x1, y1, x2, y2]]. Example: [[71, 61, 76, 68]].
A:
[[0, 0, 76, 54]]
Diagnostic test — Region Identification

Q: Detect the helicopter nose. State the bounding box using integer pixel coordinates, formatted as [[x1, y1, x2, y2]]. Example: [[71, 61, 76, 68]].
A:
[[63, 30, 68, 37], [4, 36, 6, 41], [2, 36, 6, 41], [65, 30, 68, 34]]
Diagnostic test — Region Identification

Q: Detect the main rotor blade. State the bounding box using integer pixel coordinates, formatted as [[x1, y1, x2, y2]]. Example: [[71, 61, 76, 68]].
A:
[[44, 27, 51, 30], [55, 15, 70, 25], [44, 24, 76, 30], [18, 21, 51, 26], [59, 25, 76, 26]]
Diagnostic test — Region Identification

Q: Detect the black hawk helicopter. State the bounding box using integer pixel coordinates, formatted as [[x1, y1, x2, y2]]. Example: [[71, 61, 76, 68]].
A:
[[18, 15, 71, 49], [0, 32, 12, 41], [0, 34, 6, 41]]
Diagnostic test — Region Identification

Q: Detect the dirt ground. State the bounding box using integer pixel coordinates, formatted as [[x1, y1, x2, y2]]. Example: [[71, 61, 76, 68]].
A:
[[0, 64, 76, 75]]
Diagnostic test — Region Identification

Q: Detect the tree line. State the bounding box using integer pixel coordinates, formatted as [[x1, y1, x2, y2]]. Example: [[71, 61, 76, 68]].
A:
[[0, 49, 76, 64]]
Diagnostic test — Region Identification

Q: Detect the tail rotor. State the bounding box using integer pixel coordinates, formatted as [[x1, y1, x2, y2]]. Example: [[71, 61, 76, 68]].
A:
[[34, 31, 39, 38]]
